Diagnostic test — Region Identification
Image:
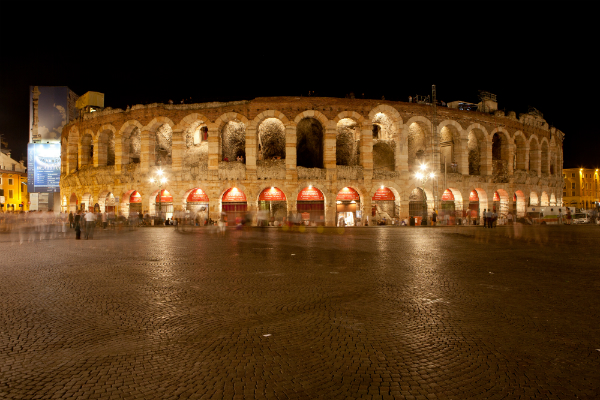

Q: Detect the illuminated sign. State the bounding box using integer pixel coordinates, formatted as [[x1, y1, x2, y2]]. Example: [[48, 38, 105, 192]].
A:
[[27, 143, 61, 193], [372, 187, 395, 201], [155, 189, 173, 203], [441, 189, 455, 201], [493, 191, 500, 202], [222, 188, 247, 202], [187, 188, 209, 202], [130, 191, 142, 203], [259, 187, 286, 201], [469, 190, 479, 202], [297, 187, 324, 201], [336, 187, 360, 201]]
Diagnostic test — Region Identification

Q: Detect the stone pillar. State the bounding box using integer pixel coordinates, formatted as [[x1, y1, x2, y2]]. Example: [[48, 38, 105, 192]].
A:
[[67, 140, 78, 173], [209, 201, 220, 222], [480, 140, 491, 176], [140, 131, 153, 173], [399, 200, 410, 221], [245, 127, 257, 180], [285, 124, 297, 180], [534, 149, 542, 177], [323, 122, 337, 173], [360, 121, 374, 181], [94, 135, 107, 167], [171, 129, 184, 172], [78, 141, 86, 168], [524, 145, 530, 171], [362, 195, 372, 226], [114, 137, 125, 174], [507, 143, 515, 176], [459, 138, 469, 175], [325, 198, 336, 227], [395, 126, 408, 173], [207, 126, 219, 175]]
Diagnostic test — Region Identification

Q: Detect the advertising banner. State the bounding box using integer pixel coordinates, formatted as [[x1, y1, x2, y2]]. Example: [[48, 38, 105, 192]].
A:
[[336, 187, 360, 201], [469, 190, 479, 202], [372, 187, 395, 201], [493, 191, 500, 202], [441, 189, 455, 201], [259, 187, 286, 202], [130, 191, 142, 203], [222, 188, 247, 203], [155, 189, 173, 203], [30, 86, 71, 143], [187, 188, 209, 202], [297, 187, 324, 201], [27, 143, 61, 193], [30, 193, 39, 211]]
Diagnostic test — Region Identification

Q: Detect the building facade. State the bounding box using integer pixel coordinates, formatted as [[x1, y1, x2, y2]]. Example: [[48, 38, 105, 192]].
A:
[[562, 168, 599, 209], [0, 150, 28, 212], [59, 96, 565, 225]]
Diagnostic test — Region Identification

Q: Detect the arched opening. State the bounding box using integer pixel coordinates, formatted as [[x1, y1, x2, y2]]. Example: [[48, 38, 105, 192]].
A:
[[440, 125, 460, 173], [296, 186, 325, 226], [128, 191, 142, 217], [336, 118, 360, 166], [98, 192, 117, 213], [80, 133, 93, 167], [155, 124, 172, 165], [61, 195, 68, 212], [529, 191, 539, 206], [69, 193, 78, 213], [514, 134, 527, 171], [373, 142, 395, 172], [492, 132, 508, 181], [513, 191, 526, 218], [258, 118, 285, 161], [149, 189, 173, 220], [550, 193, 557, 206], [441, 189, 457, 225], [296, 118, 324, 169], [540, 191, 549, 207], [529, 138, 540, 173], [372, 187, 396, 225], [122, 127, 141, 164], [372, 112, 393, 141], [185, 122, 208, 168], [81, 193, 93, 212], [407, 122, 428, 172], [467, 129, 485, 175], [468, 190, 480, 224], [336, 187, 360, 227], [97, 130, 115, 166], [493, 189, 509, 218], [541, 141, 549, 174], [221, 188, 247, 226], [409, 187, 427, 225], [258, 187, 287, 226], [185, 188, 210, 224], [221, 120, 246, 163]]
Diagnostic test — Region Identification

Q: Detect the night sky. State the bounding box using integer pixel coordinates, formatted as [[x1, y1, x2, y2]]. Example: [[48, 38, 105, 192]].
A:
[[1, 5, 595, 169]]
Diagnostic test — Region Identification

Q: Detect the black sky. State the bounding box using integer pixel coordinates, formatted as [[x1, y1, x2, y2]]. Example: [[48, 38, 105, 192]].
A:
[[1, 4, 595, 169]]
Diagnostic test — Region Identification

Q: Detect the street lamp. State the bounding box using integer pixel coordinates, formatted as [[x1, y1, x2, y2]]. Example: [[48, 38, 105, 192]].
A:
[[414, 163, 436, 224], [150, 168, 167, 222]]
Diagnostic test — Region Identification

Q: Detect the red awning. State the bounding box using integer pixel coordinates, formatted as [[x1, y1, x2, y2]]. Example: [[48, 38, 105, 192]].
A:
[[259, 187, 286, 201], [493, 191, 500, 202], [130, 191, 142, 203], [442, 189, 455, 201], [297, 187, 324, 201], [372, 187, 395, 201], [469, 190, 479, 202], [222, 188, 247, 203], [187, 188, 209, 202], [155, 189, 173, 203], [336, 187, 360, 201]]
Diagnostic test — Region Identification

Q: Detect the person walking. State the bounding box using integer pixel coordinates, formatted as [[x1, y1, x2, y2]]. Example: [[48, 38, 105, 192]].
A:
[[483, 209, 487, 228], [84, 210, 96, 239], [491, 210, 497, 228], [69, 211, 74, 229], [74, 211, 82, 240], [507, 212, 513, 225], [431, 210, 437, 227], [566, 208, 572, 225]]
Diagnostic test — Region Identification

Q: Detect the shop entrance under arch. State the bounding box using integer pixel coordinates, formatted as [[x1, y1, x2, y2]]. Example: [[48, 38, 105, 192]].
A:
[[468, 190, 480, 225], [186, 188, 210, 224], [297, 187, 324, 226], [153, 189, 174, 220], [409, 188, 427, 225], [336, 187, 360, 227], [440, 189, 457, 225], [104, 193, 116, 213], [372, 187, 396, 225], [128, 191, 142, 216], [258, 187, 287, 226], [222, 188, 247, 226]]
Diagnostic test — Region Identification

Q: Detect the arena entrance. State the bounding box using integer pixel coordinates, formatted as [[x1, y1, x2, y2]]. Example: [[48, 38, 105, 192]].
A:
[[297, 186, 325, 226], [372, 187, 396, 225], [468, 190, 480, 224], [409, 188, 427, 225], [513, 190, 526, 217], [128, 191, 142, 216], [441, 189, 456, 225], [69, 193, 78, 213], [153, 189, 174, 220], [258, 187, 287, 226], [186, 188, 210, 224], [222, 188, 247, 226], [336, 187, 360, 227], [104, 193, 116, 213]]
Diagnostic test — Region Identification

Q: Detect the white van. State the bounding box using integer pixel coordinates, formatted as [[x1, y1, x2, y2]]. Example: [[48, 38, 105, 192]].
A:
[[525, 206, 566, 224]]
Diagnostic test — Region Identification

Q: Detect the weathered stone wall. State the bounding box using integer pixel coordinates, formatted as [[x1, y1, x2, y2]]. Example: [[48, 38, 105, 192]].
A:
[[296, 118, 323, 168], [257, 159, 285, 180], [222, 120, 245, 161], [258, 118, 285, 160]]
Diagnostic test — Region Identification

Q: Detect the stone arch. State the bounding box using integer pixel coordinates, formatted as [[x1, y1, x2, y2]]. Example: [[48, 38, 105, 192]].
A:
[[494, 188, 510, 216], [529, 191, 539, 206], [145, 117, 176, 166], [118, 120, 143, 165], [257, 118, 286, 161], [96, 124, 117, 166], [81, 193, 93, 211], [215, 112, 248, 163], [335, 115, 362, 166], [540, 191, 549, 206], [446, 187, 465, 212], [368, 105, 403, 138], [66, 126, 80, 173], [438, 120, 464, 173], [290, 183, 332, 206], [550, 193, 557, 206], [471, 187, 489, 224], [250, 110, 290, 129], [79, 128, 94, 168], [69, 193, 79, 212], [465, 123, 489, 176], [369, 182, 403, 220], [529, 135, 540, 174], [540, 137, 550, 175], [514, 190, 526, 217], [295, 112, 326, 169], [406, 116, 432, 172], [177, 113, 211, 167], [513, 131, 528, 171], [490, 127, 510, 181]]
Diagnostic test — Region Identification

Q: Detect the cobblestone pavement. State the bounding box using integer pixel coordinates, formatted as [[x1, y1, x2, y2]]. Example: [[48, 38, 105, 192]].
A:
[[0, 225, 599, 400]]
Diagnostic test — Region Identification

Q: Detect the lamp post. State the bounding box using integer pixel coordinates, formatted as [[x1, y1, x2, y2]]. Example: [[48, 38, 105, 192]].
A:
[[414, 163, 436, 225], [150, 168, 167, 223]]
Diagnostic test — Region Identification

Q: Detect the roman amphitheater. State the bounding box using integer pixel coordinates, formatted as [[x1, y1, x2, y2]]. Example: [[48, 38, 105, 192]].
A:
[[59, 96, 564, 226]]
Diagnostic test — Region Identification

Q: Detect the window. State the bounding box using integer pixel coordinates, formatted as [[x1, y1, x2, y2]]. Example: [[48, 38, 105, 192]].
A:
[[8, 178, 13, 185], [571, 183, 575, 189], [572, 191, 576, 196], [9, 190, 13, 199], [571, 173, 575, 177], [563, 191, 567, 197], [11, 164, 15, 171]]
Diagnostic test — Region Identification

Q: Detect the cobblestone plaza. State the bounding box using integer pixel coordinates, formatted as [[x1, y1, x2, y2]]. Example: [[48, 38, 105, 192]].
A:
[[1, 226, 598, 399]]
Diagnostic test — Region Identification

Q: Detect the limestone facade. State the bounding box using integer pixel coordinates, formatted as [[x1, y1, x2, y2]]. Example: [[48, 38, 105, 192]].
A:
[[59, 96, 565, 225]]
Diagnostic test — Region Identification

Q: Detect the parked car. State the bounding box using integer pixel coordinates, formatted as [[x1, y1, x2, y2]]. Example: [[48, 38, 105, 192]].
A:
[[572, 213, 590, 224]]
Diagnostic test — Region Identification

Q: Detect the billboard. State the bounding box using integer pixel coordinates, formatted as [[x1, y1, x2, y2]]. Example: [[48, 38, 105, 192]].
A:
[[30, 86, 79, 143], [27, 143, 61, 193]]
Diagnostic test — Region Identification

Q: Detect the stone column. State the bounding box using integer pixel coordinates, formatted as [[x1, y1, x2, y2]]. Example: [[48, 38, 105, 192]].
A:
[[534, 149, 542, 177], [524, 145, 530, 171], [325, 198, 336, 227], [459, 138, 469, 175], [67, 140, 78, 173], [507, 143, 515, 176], [245, 127, 257, 180], [285, 124, 297, 180], [399, 200, 410, 221], [362, 195, 372, 226], [395, 126, 408, 173], [323, 122, 337, 179], [480, 140, 491, 176], [207, 126, 219, 178], [78, 141, 86, 168], [114, 137, 125, 174], [360, 121, 374, 181], [140, 131, 153, 173], [171, 129, 184, 172]]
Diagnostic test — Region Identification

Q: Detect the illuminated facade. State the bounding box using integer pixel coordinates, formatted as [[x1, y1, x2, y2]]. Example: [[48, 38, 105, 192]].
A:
[[0, 150, 28, 212], [562, 168, 599, 209], [59, 96, 565, 226]]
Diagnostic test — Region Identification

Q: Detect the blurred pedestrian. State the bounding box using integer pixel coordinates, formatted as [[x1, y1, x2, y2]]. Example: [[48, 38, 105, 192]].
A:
[[84, 210, 96, 239], [75, 211, 82, 240]]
